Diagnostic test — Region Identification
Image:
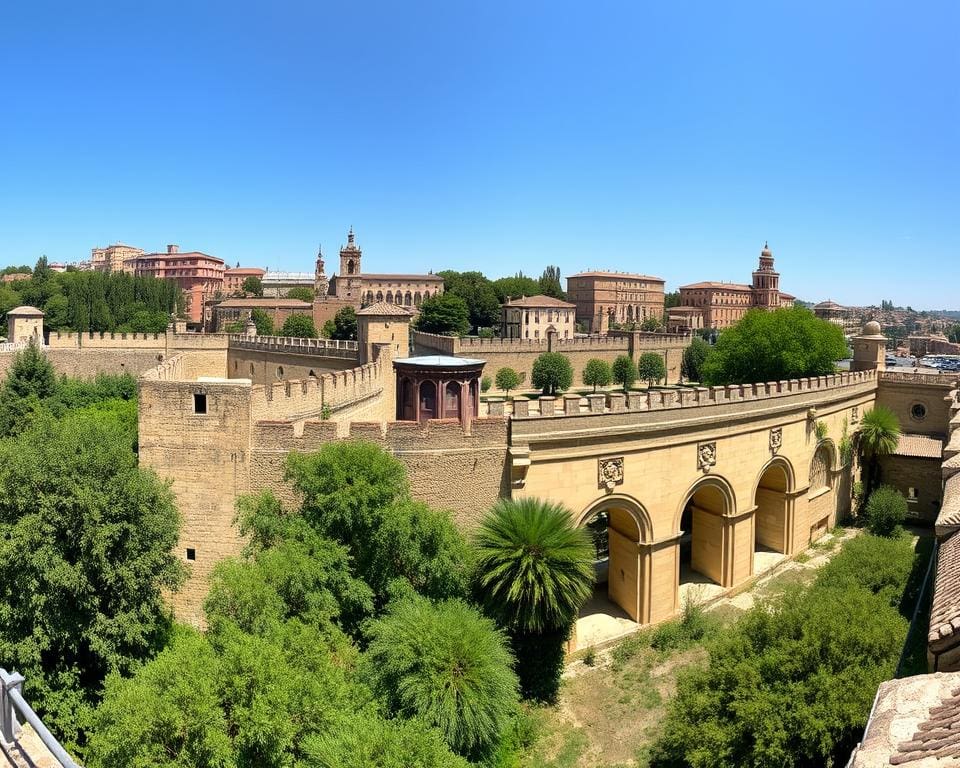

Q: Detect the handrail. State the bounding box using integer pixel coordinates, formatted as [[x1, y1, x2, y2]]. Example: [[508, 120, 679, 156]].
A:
[[0, 669, 79, 768]]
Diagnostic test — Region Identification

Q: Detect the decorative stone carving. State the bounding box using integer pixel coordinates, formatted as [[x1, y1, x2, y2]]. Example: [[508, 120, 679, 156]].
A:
[[769, 427, 782, 454], [697, 441, 717, 472], [851, 405, 859, 423], [599, 457, 624, 491]]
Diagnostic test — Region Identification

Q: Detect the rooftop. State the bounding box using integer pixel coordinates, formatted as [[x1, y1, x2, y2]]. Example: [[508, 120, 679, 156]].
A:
[[6, 306, 44, 317], [359, 273, 445, 281], [892, 434, 944, 459], [928, 529, 960, 654], [355, 301, 413, 316], [567, 271, 665, 282], [394, 355, 486, 368], [680, 281, 753, 291], [503, 295, 576, 308]]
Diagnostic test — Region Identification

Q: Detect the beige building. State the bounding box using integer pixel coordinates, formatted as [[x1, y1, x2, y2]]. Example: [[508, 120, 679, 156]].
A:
[[5, 306, 44, 344], [90, 243, 145, 273], [566, 271, 666, 333], [501, 295, 577, 340], [679, 243, 795, 329]]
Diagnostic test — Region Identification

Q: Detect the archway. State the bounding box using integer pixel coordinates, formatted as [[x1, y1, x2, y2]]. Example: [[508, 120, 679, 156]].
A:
[[418, 381, 437, 422], [575, 497, 651, 645], [347, 259, 355, 275], [443, 381, 461, 420], [753, 459, 792, 574], [807, 442, 836, 543], [677, 478, 734, 604]]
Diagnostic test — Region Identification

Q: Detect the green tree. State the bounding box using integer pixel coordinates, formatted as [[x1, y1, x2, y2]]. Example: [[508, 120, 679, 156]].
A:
[[700, 307, 848, 386], [0, 340, 58, 436], [637, 352, 666, 386], [280, 313, 318, 338], [495, 366, 522, 397], [863, 486, 908, 538], [682, 337, 711, 382], [612, 354, 637, 392], [582, 358, 612, 392], [250, 308, 274, 335], [473, 498, 594, 701], [364, 597, 519, 761], [531, 352, 573, 395], [329, 305, 358, 340], [242, 276, 264, 296], [437, 270, 501, 331], [285, 442, 469, 607], [0, 406, 184, 747], [417, 292, 471, 336], [948, 324, 960, 344], [664, 291, 681, 309], [859, 406, 901, 495], [492, 273, 540, 302], [640, 315, 663, 331], [538, 265, 565, 300], [286, 286, 315, 302]]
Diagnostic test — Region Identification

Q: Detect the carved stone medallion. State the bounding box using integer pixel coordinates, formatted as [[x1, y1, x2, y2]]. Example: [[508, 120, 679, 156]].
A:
[[697, 441, 717, 472], [769, 427, 782, 454], [599, 457, 624, 491]]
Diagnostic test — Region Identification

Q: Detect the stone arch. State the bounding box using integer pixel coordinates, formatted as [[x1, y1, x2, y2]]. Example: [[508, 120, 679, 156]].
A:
[[577, 494, 653, 623], [418, 380, 437, 421], [405, 291, 412, 306], [347, 259, 355, 275], [414, 291, 422, 306], [753, 457, 794, 559], [365, 290, 374, 305], [807, 440, 839, 543], [675, 475, 737, 588], [751, 455, 796, 501], [376, 290, 383, 302], [386, 291, 394, 304]]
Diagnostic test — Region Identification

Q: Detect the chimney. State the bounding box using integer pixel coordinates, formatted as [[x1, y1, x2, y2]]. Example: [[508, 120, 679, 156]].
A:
[[167, 244, 179, 254]]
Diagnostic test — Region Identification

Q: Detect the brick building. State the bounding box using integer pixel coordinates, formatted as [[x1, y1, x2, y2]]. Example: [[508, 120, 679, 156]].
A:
[[678, 243, 795, 330], [566, 271, 666, 333]]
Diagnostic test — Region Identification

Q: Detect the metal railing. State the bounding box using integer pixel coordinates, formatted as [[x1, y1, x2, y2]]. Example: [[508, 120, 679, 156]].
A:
[[1, 669, 79, 768]]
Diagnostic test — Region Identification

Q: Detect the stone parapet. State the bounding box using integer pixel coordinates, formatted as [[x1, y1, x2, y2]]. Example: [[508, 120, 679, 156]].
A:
[[228, 335, 359, 360]]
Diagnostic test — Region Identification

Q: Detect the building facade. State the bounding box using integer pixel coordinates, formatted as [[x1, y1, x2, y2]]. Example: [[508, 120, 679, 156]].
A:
[[224, 267, 266, 295], [135, 245, 226, 324], [210, 297, 313, 332], [678, 243, 795, 330], [90, 243, 145, 273], [566, 271, 666, 334], [262, 270, 315, 297], [501, 295, 577, 340]]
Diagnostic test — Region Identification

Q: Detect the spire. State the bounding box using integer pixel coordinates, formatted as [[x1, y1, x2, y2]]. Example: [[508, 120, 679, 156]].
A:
[[347, 226, 355, 246]]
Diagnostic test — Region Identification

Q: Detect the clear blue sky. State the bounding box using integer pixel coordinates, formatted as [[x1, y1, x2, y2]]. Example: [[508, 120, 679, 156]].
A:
[[1, 1, 957, 308]]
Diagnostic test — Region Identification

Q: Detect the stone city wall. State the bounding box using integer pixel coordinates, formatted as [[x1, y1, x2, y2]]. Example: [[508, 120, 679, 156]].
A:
[[227, 336, 360, 385]]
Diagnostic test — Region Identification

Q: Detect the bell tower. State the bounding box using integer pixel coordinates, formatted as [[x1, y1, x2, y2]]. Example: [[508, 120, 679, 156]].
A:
[[337, 227, 364, 301], [314, 244, 329, 298], [751, 241, 781, 309]]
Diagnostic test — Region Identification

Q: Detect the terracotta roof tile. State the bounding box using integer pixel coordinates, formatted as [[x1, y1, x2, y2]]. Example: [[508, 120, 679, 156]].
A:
[[893, 434, 944, 459], [503, 295, 576, 308], [929, 531, 960, 652], [355, 301, 413, 316], [567, 271, 665, 282]]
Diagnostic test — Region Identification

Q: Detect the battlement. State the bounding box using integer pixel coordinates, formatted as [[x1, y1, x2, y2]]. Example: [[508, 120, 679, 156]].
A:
[[229, 335, 360, 360], [879, 371, 959, 387], [47, 330, 166, 349], [507, 369, 878, 423]]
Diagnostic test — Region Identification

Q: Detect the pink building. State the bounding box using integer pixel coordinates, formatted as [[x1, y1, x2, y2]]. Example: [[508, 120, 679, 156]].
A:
[[135, 245, 225, 324]]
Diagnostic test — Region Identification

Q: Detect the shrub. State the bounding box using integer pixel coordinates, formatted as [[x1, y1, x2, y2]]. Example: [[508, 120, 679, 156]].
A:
[[637, 352, 666, 386], [531, 353, 573, 396], [611, 354, 637, 392], [682, 337, 711, 382], [582, 358, 612, 392], [495, 367, 522, 396], [864, 485, 908, 537], [481, 376, 491, 393], [280, 313, 318, 339]]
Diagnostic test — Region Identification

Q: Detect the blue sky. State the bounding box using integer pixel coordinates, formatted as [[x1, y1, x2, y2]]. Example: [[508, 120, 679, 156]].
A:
[[1, 1, 957, 307]]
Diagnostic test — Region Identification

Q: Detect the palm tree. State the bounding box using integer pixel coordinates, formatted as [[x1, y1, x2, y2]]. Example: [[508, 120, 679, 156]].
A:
[[859, 406, 901, 495], [473, 497, 595, 635]]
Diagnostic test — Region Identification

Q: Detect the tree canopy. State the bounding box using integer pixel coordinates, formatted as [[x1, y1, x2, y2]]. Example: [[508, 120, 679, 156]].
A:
[[241, 276, 264, 296], [531, 352, 573, 395], [637, 352, 666, 386], [582, 358, 612, 392], [250, 307, 274, 335], [279, 312, 318, 338], [493, 273, 540, 302], [495, 366, 522, 395], [682, 337, 711, 382], [325, 305, 357, 340], [538, 266, 565, 300], [285, 286, 315, 302], [437, 270, 500, 331], [612, 354, 637, 391], [416, 292, 471, 336], [699, 307, 848, 386]]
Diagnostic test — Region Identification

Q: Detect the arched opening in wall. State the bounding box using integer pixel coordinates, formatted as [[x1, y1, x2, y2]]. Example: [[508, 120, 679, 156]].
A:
[[414, 291, 422, 306], [276, 366, 284, 379], [627, 305, 634, 322], [443, 381, 461, 420], [807, 443, 836, 543], [753, 461, 790, 575], [418, 380, 437, 422], [404, 291, 412, 306], [376, 291, 383, 302], [399, 377, 417, 420], [575, 500, 648, 648], [347, 259, 355, 275], [308, 369, 317, 379], [365, 290, 374, 305], [249, 363, 255, 378], [386, 291, 394, 304], [678, 482, 728, 604], [468, 379, 478, 418]]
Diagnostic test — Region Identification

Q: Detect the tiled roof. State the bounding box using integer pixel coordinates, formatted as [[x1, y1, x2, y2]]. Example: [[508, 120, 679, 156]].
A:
[[567, 271, 665, 282], [779, 292, 796, 300], [6, 305, 44, 316], [360, 273, 444, 281], [936, 474, 960, 537], [929, 531, 960, 653], [355, 301, 413, 316], [893, 434, 944, 459], [215, 298, 311, 308], [680, 281, 753, 291], [503, 295, 576, 308], [851, 672, 960, 767]]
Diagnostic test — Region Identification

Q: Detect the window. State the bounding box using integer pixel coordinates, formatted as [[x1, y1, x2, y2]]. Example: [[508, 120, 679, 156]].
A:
[[193, 393, 207, 414], [186, 548, 196, 561], [908, 487, 918, 500], [911, 403, 927, 421], [277, 366, 284, 379]]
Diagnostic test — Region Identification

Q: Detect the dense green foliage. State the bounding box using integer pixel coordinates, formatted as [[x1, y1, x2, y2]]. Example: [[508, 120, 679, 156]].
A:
[[612, 354, 637, 391], [495, 366, 522, 395], [285, 286, 315, 302], [473, 498, 594, 701], [365, 597, 519, 760], [493, 273, 540, 302], [859, 406, 901, 494], [279, 312, 318, 338], [682, 337, 711, 381], [864, 486, 908, 537], [531, 352, 573, 395], [322, 305, 357, 340], [700, 307, 848, 386], [582, 358, 612, 392], [538, 266, 565, 300], [948, 324, 960, 344], [641, 315, 663, 331], [286, 442, 470, 609], [650, 533, 918, 767], [241, 276, 264, 296], [637, 351, 666, 385], [0, 399, 183, 748], [417, 292, 471, 336], [250, 307, 274, 335], [438, 270, 501, 331]]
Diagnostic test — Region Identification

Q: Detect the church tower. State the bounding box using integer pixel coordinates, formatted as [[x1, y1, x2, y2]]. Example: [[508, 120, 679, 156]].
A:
[[751, 242, 781, 309], [336, 227, 364, 301], [314, 244, 329, 298]]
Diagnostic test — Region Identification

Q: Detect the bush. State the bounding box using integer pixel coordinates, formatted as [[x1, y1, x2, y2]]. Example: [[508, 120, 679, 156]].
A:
[[495, 366, 522, 396], [280, 313, 318, 339], [481, 376, 492, 393], [864, 485, 908, 537], [531, 353, 573, 396], [816, 532, 914, 607]]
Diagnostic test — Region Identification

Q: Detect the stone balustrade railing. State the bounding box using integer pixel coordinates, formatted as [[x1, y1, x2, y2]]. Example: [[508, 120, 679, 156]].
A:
[[228, 335, 359, 359]]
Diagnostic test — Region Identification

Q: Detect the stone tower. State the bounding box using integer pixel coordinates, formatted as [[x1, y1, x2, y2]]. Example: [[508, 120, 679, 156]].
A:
[[336, 227, 364, 302], [355, 301, 412, 364], [314, 244, 329, 298], [851, 320, 887, 372], [751, 242, 781, 309]]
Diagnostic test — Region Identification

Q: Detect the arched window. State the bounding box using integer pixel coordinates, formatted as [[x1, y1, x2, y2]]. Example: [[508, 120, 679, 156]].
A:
[[386, 291, 394, 304], [376, 291, 383, 302], [444, 381, 461, 419], [347, 259, 355, 275], [809, 446, 832, 492], [414, 291, 422, 306], [419, 380, 437, 421], [405, 291, 412, 306], [365, 290, 374, 305]]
